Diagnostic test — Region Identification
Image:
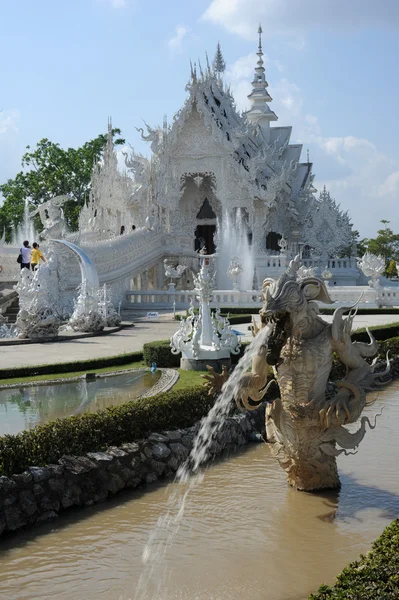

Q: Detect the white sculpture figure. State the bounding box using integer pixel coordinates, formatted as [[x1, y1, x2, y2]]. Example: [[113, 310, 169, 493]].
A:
[[227, 256, 244, 290], [164, 260, 186, 280], [171, 258, 240, 369], [31, 196, 68, 240], [69, 280, 105, 333], [297, 265, 317, 278], [358, 252, 385, 289], [98, 284, 121, 327], [135, 121, 164, 155], [15, 261, 61, 339]]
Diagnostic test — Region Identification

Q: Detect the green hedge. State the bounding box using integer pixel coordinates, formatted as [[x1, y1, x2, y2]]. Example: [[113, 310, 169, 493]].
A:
[[0, 351, 144, 381], [309, 518, 399, 599], [143, 340, 180, 368], [319, 307, 399, 315], [378, 336, 399, 357], [352, 322, 399, 343], [0, 386, 213, 476]]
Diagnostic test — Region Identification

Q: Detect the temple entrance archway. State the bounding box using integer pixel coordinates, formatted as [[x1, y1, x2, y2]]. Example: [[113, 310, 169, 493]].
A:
[[266, 231, 282, 252], [194, 224, 216, 254], [194, 196, 217, 254]]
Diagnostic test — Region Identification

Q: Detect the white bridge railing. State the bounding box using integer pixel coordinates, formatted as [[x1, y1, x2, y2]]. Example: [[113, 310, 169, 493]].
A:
[[126, 284, 399, 310], [126, 289, 263, 310]]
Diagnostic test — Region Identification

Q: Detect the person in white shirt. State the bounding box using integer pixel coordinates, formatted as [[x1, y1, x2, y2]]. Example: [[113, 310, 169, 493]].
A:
[[20, 240, 31, 270]]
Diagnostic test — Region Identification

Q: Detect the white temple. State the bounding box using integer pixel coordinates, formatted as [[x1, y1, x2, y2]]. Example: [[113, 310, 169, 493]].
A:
[[1, 28, 369, 313]]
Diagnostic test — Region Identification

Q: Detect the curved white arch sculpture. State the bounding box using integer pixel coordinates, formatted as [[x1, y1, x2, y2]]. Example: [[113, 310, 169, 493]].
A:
[[52, 239, 100, 290]]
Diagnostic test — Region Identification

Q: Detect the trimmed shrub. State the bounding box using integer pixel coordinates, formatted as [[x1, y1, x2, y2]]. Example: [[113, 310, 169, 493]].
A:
[[309, 518, 399, 599], [0, 351, 144, 381], [352, 322, 399, 343], [225, 314, 253, 325], [377, 336, 399, 358], [0, 386, 212, 476], [143, 340, 180, 368], [319, 307, 399, 315]]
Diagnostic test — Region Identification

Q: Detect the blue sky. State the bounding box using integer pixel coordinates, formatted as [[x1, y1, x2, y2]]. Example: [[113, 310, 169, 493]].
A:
[[1, 0, 398, 238]]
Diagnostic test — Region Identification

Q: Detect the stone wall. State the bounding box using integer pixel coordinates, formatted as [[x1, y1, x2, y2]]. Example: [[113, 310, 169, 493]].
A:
[[0, 411, 263, 538]]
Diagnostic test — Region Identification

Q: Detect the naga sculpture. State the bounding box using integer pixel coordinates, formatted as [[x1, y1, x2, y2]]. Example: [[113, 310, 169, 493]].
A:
[[31, 196, 68, 240], [207, 256, 390, 491]]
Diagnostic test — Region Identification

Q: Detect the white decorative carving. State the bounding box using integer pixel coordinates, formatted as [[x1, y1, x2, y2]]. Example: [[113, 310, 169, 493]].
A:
[[31, 196, 68, 240], [69, 280, 105, 333], [358, 252, 385, 288], [15, 260, 61, 339], [170, 258, 240, 361]]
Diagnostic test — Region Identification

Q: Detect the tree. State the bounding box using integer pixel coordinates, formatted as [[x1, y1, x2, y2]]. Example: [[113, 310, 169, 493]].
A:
[[360, 220, 399, 263], [385, 259, 398, 279], [0, 128, 125, 237]]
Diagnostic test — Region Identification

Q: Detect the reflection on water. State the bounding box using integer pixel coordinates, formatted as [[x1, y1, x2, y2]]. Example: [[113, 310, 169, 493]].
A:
[[0, 382, 397, 600], [0, 370, 161, 435]]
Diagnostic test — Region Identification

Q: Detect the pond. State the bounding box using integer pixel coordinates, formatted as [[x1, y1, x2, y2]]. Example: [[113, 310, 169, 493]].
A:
[[0, 370, 161, 436], [0, 381, 397, 599]]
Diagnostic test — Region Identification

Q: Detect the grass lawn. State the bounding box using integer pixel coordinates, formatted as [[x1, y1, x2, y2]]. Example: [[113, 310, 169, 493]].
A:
[[0, 360, 148, 387], [0, 361, 207, 390]]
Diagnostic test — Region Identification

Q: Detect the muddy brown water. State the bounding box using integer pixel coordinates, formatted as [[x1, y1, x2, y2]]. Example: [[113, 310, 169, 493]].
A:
[[0, 382, 398, 600]]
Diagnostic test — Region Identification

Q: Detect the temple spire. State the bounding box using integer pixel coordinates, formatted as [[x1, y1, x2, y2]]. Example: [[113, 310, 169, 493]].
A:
[[245, 25, 277, 139]]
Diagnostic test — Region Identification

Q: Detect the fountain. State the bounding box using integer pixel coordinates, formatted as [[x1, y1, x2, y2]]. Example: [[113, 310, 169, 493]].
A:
[[206, 255, 391, 491], [12, 197, 36, 246], [170, 257, 240, 370], [215, 209, 254, 290]]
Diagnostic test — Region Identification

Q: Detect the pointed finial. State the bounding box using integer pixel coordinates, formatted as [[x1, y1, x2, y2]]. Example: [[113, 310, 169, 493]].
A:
[[205, 51, 211, 76], [307, 148, 310, 163], [258, 24, 263, 52], [198, 58, 204, 80]]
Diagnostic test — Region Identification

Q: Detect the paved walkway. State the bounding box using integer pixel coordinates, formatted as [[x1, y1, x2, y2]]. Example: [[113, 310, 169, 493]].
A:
[[0, 311, 397, 370]]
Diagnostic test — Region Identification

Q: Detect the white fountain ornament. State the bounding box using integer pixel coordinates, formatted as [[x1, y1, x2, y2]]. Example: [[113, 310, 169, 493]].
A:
[[227, 256, 244, 290], [358, 252, 385, 289], [278, 236, 288, 255], [321, 267, 333, 286], [170, 257, 241, 370]]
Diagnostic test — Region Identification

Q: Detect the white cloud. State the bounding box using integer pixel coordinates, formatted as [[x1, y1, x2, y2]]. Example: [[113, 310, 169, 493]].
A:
[[379, 170, 399, 197], [0, 109, 20, 135], [168, 25, 190, 52], [202, 0, 399, 45]]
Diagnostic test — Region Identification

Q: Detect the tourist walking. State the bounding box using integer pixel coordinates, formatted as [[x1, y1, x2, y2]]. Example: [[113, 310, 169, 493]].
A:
[[20, 240, 31, 270], [31, 242, 46, 271], [120, 225, 125, 235]]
